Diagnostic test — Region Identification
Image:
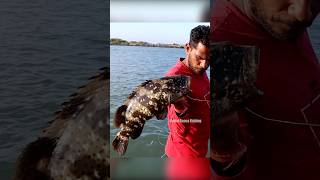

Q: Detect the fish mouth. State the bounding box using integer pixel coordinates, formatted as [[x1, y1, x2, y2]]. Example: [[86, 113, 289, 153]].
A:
[[187, 76, 191, 87], [186, 76, 192, 94]]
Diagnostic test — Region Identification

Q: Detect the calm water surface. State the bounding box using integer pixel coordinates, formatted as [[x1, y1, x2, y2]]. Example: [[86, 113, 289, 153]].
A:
[[0, 0, 107, 179]]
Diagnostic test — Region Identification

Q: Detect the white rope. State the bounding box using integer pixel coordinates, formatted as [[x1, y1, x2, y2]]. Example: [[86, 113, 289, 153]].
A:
[[245, 107, 320, 127]]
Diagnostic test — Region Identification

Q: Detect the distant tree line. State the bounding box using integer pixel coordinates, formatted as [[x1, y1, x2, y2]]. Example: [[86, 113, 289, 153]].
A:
[[110, 38, 184, 48]]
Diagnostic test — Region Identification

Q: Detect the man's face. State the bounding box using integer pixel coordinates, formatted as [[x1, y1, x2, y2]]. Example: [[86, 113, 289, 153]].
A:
[[185, 42, 210, 75], [249, 0, 320, 40]]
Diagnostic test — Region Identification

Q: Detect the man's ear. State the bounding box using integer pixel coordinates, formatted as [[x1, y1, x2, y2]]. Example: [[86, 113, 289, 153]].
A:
[[184, 43, 191, 54]]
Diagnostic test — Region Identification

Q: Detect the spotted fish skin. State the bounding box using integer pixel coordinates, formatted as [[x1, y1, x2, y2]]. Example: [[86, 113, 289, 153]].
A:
[[112, 75, 191, 156], [13, 67, 110, 180], [210, 42, 263, 118]]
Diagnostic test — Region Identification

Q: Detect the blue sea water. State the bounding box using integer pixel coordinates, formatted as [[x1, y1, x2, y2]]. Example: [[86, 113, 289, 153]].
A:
[[0, 0, 107, 179]]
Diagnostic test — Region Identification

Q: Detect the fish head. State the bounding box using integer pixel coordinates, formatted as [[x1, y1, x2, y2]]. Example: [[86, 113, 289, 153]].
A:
[[160, 75, 191, 103]]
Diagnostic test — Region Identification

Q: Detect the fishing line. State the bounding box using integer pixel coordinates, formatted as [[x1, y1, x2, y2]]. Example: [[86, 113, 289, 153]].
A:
[[186, 95, 210, 102], [187, 92, 210, 108], [245, 93, 320, 151], [158, 135, 166, 158], [245, 107, 320, 127], [158, 135, 165, 146], [300, 94, 320, 150]]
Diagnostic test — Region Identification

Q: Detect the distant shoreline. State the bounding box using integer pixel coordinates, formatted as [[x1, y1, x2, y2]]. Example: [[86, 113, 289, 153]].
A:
[[110, 38, 184, 49]]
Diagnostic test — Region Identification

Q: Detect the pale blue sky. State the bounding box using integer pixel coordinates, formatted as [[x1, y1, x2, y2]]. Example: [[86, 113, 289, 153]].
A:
[[110, 22, 210, 44], [111, 0, 209, 22]]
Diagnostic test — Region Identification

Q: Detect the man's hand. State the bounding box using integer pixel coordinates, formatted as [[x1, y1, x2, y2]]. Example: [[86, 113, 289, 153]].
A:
[[172, 96, 190, 117]]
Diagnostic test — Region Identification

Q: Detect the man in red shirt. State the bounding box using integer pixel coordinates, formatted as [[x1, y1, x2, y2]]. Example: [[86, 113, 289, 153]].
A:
[[211, 0, 320, 179], [165, 25, 211, 158]]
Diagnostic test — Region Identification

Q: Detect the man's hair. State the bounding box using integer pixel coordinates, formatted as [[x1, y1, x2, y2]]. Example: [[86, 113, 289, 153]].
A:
[[189, 25, 210, 48]]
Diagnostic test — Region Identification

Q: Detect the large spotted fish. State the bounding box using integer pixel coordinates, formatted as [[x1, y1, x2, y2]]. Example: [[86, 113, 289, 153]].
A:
[[13, 67, 109, 180], [112, 75, 191, 156], [210, 42, 263, 118], [210, 43, 262, 163]]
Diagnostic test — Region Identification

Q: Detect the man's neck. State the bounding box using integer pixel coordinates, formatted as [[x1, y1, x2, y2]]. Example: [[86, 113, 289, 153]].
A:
[[181, 58, 189, 68]]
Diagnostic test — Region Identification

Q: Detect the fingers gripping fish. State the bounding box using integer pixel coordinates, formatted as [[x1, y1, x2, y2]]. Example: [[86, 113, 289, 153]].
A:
[[112, 75, 191, 155]]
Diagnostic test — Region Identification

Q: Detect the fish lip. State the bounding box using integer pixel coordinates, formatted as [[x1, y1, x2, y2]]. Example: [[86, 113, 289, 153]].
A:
[[184, 76, 191, 87], [186, 76, 192, 93]]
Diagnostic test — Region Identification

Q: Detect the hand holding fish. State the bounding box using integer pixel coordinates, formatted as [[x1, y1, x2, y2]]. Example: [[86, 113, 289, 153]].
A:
[[172, 96, 190, 117]]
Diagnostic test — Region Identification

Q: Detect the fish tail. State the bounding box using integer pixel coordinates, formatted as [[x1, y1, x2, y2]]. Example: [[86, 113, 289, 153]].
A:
[[113, 105, 127, 128], [112, 134, 129, 156]]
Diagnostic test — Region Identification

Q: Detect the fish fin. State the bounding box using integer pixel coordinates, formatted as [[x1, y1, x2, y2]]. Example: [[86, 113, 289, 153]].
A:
[[131, 122, 145, 139], [156, 108, 168, 120], [140, 80, 152, 87], [113, 105, 127, 128], [127, 80, 152, 99], [127, 91, 137, 100], [160, 76, 175, 80], [112, 135, 129, 156]]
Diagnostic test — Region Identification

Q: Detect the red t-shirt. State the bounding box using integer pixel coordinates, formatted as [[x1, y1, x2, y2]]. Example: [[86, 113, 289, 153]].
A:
[[211, 1, 320, 179], [165, 58, 210, 158]]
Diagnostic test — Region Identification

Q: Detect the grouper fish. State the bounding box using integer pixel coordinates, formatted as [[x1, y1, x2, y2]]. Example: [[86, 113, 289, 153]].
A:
[[14, 67, 109, 180], [210, 42, 263, 118], [112, 75, 191, 156], [210, 42, 263, 163]]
